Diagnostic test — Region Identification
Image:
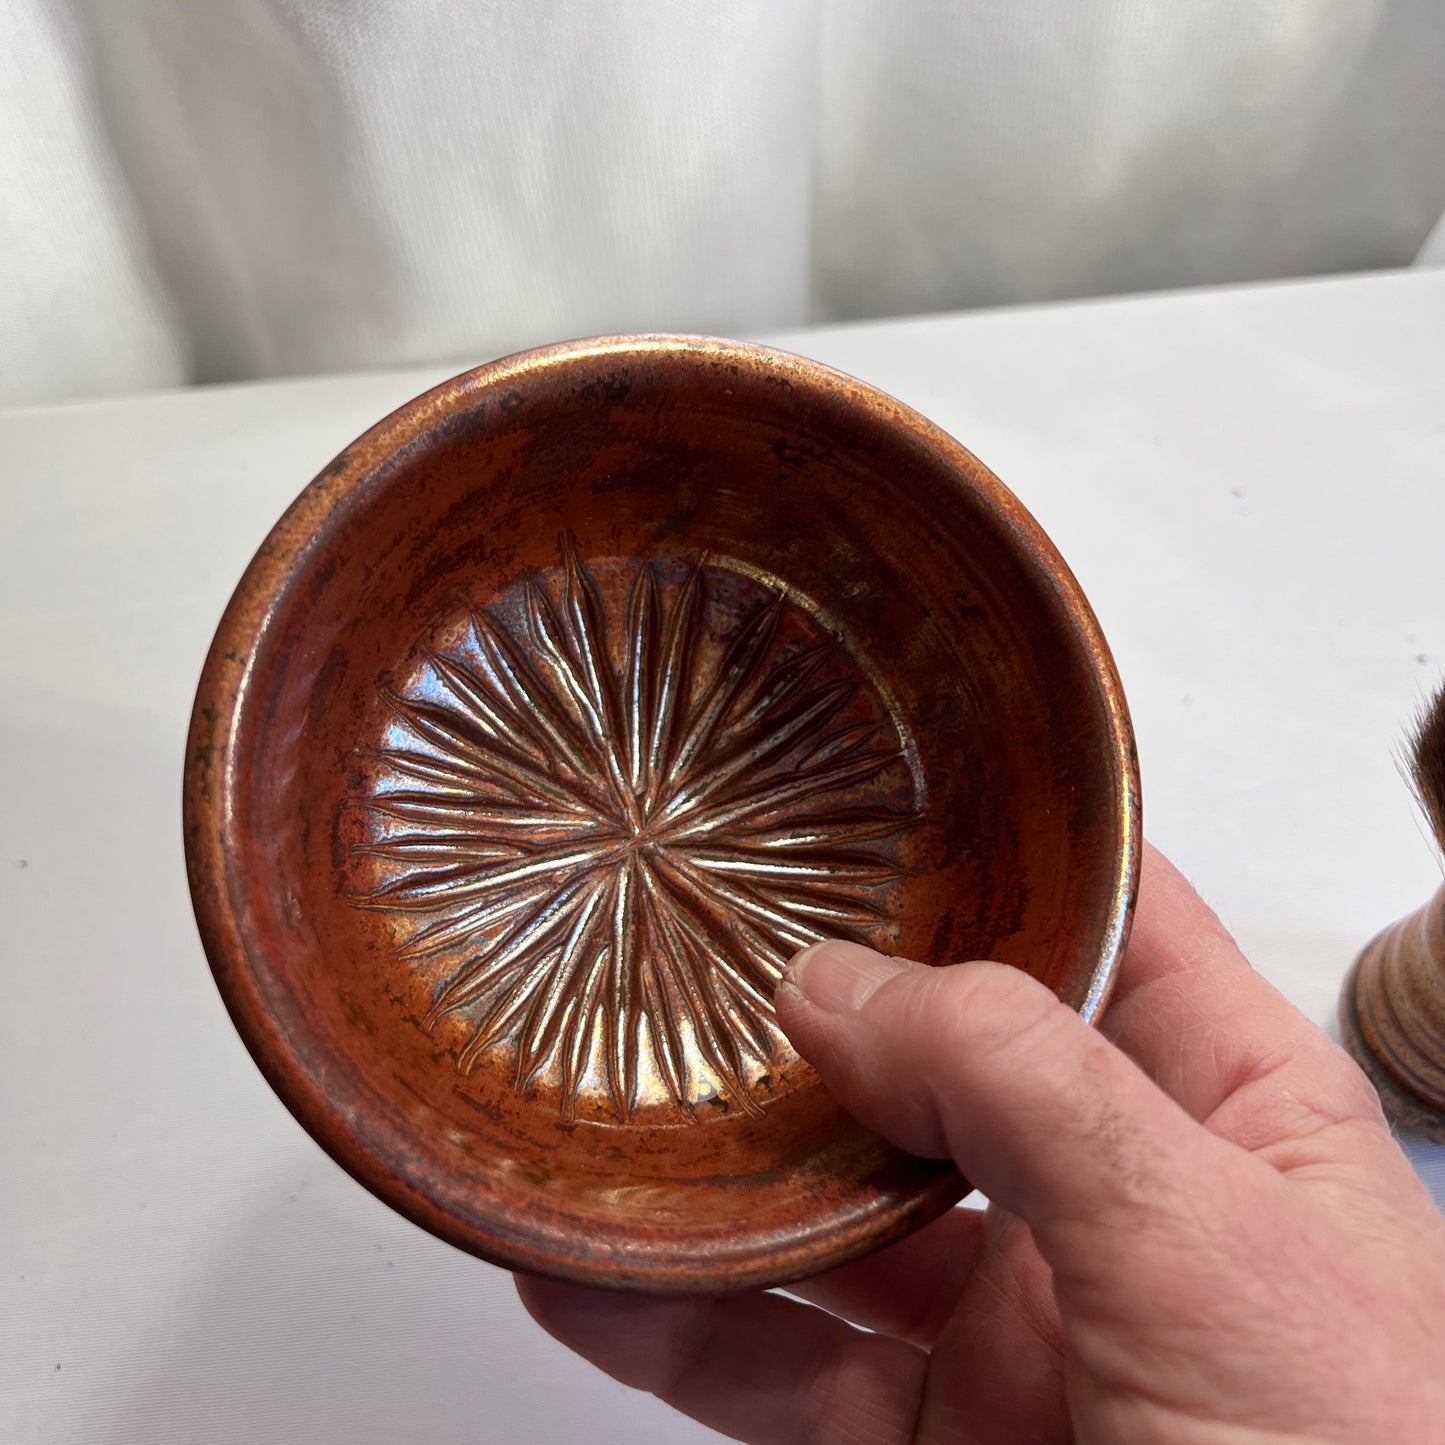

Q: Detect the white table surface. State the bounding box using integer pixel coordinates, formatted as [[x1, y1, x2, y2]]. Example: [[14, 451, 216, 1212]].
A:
[[4, 269, 1444, 1444]]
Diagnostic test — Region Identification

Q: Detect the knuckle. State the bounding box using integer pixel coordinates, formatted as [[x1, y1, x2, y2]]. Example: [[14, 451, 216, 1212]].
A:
[[936, 960, 1076, 1061]]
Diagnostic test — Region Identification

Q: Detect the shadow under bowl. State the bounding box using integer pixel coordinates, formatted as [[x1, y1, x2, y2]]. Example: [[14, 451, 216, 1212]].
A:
[[185, 335, 1140, 1292]]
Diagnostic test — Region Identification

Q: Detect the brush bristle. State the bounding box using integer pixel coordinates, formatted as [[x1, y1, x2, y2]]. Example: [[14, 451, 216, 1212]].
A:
[[1410, 684, 1445, 851]]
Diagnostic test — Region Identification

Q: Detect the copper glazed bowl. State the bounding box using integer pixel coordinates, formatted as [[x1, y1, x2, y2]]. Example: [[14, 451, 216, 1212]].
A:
[[185, 335, 1140, 1293]]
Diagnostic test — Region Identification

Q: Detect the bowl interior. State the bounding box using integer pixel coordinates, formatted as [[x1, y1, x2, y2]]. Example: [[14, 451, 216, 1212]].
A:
[[189, 337, 1137, 1290]]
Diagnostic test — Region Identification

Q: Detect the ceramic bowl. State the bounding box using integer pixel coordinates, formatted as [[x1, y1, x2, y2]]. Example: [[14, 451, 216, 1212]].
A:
[[184, 335, 1140, 1292]]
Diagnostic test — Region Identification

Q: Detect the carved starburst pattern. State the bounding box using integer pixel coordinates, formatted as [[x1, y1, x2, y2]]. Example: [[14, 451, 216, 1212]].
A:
[[357, 542, 913, 1124]]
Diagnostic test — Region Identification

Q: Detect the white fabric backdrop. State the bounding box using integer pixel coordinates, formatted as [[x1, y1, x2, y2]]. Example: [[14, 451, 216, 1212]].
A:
[[3, 0, 1445, 404]]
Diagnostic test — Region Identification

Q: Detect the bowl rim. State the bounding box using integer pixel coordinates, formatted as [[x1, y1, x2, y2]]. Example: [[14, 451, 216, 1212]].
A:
[[183, 332, 1141, 1290]]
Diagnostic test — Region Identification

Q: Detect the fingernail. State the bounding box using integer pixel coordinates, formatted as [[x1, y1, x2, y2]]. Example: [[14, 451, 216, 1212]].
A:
[[785, 941, 909, 1013]]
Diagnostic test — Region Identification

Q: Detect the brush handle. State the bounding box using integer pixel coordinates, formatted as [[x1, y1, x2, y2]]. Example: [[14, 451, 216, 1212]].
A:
[[1350, 883, 1445, 1118]]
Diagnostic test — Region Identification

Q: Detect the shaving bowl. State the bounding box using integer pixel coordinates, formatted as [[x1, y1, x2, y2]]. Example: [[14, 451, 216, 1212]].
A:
[[184, 335, 1139, 1291]]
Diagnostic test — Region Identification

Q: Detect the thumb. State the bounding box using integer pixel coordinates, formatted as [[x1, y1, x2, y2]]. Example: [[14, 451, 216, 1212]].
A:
[[775, 943, 1226, 1268]]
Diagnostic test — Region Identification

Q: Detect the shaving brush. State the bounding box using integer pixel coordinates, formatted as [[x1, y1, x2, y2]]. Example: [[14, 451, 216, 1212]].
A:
[[1340, 686, 1445, 1140]]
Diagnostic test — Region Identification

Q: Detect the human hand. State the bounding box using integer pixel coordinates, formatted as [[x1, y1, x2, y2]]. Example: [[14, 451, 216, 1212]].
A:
[[517, 843, 1445, 1443]]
